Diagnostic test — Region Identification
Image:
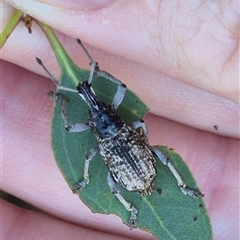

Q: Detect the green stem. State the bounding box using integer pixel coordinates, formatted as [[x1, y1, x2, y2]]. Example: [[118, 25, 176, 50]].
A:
[[36, 21, 80, 85], [0, 10, 23, 48]]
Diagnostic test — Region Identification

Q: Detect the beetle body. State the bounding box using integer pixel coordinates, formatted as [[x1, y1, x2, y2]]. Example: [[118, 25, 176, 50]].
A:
[[78, 81, 156, 195]]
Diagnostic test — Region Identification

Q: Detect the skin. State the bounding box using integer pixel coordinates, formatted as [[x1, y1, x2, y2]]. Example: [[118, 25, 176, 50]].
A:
[[1, 1, 239, 240]]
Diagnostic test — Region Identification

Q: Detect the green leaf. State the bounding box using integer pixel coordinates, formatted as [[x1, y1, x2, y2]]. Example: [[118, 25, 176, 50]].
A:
[[38, 22, 212, 240]]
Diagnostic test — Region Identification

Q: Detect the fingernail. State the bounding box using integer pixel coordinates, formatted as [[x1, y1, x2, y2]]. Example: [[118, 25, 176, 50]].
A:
[[46, 0, 116, 10]]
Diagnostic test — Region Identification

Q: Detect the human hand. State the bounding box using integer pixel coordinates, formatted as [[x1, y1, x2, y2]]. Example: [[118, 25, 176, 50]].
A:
[[2, 1, 239, 240]]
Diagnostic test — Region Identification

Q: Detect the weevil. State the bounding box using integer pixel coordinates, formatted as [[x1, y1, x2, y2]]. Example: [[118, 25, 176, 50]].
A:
[[37, 39, 203, 229]]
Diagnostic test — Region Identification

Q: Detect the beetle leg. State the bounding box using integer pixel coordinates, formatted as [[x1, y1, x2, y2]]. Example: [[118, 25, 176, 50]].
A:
[[131, 120, 148, 141], [73, 145, 100, 192], [95, 70, 127, 109], [48, 91, 90, 132], [151, 146, 204, 198], [76, 39, 126, 109], [107, 172, 138, 229]]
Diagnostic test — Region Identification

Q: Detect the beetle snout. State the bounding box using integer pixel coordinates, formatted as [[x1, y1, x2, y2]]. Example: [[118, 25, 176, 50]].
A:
[[76, 81, 88, 92]]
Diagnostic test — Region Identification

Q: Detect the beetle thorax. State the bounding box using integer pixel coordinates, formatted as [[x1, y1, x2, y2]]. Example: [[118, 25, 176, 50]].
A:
[[89, 106, 125, 140]]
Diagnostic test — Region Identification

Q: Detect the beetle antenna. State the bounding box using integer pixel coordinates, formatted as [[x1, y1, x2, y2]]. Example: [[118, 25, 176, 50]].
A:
[[76, 39, 99, 84], [36, 57, 78, 93], [76, 38, 94, 62], [36, 57, 59, 87]]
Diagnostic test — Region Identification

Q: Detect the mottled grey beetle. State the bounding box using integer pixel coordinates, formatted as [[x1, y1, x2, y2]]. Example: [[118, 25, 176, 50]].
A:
[[37, 39, 203, 228]]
